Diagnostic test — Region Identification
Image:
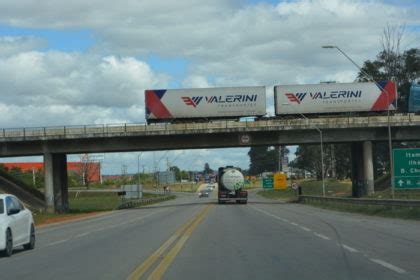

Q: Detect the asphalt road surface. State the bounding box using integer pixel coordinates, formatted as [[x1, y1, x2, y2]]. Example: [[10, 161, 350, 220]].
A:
[[1, 190, 420, 280]]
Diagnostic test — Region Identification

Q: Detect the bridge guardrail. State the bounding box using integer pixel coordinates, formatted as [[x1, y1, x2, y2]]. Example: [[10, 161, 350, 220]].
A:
[[298, 195, 420, 207], [1, 114, 420, 140]]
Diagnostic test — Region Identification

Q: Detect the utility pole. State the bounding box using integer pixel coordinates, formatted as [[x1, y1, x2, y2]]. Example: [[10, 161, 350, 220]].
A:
[[153, 152, 158, 189], [278, 146, 282, 172], [32, 168, 36, 187], [137, 153, 142, 188]]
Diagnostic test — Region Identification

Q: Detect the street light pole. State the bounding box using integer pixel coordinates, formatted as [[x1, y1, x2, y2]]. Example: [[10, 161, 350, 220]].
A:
[[137, 153, 142, 188], [299, 113, 326, 197], [322, 45, 395, 198], [282, 102, 326, 196]]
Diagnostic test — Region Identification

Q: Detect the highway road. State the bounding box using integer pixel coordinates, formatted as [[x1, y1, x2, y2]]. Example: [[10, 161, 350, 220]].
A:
[[1, 190, 420, 280]]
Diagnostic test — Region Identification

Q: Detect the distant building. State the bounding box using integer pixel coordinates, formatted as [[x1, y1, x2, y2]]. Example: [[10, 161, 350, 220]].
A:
[[156, 171, 176, 185], [0, 162, 101, 183]]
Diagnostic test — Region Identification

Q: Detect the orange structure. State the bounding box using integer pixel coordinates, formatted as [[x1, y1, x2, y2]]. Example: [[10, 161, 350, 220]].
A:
[[0, 162, 101, 183]]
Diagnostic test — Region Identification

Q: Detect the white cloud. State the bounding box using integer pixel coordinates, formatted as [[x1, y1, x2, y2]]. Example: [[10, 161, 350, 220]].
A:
[[1, 1, 419, 87], [182, 75, 211, 88], [0, 50, 169, 127], [0, 36, 46, 56]]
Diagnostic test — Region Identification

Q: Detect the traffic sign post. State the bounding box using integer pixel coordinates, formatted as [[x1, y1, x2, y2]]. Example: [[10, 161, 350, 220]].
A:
[[393, 148, 420, 189], [273, 172, 287, 190], [262, 176, 274, 189]]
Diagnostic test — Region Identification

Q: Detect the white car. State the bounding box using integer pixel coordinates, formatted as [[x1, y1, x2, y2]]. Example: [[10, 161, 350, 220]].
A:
[[0, 194, 35, 257]]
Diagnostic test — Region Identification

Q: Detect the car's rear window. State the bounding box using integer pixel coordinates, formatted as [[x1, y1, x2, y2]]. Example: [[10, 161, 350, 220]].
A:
[[0, 199, 3, 214]]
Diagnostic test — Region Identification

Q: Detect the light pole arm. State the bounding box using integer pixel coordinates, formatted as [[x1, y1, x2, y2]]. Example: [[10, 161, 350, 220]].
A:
[[334, 47, 372, 80], [325, 46, 393, 98]]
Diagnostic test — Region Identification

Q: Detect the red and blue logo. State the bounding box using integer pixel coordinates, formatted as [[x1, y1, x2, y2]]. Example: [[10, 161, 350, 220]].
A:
[[181, 97, 203, 107], [286, 93, 306, 104]]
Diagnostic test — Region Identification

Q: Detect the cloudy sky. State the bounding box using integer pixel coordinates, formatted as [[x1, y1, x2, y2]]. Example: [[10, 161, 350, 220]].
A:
[[0, 0, 419, 174]]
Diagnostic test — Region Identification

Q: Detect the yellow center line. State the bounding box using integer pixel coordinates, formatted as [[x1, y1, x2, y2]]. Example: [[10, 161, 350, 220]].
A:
[[126, 205, 212, 280], [147, 205, 213, 280]]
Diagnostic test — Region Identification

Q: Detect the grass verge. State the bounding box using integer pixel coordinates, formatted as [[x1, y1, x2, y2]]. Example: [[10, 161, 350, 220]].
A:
[[297, 179, 352, 196], [257, 179, 352, 200], [33, 192, 173, 225], [368, 189, 420, 200], [304, 200, 420, 220], [256, 179, 420, 220], [257, 189, 298, 201]]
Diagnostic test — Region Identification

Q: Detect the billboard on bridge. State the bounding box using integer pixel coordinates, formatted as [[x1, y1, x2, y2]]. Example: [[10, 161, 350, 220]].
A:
[[145, 86, 266, 122], [274, 81, 397, 115]]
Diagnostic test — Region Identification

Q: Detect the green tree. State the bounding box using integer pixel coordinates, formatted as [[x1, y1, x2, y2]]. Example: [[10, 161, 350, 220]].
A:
[[248, 146, 288, 175], [203, 163, 213, 175], [358, 48, 419, 111], [291, 144, 351, 180], [356, 26, 419, 178], [333, 144, 352, 180], [357, 26, 419, 113], [169, 165, 181, 181], [179, 170, 189, 181]]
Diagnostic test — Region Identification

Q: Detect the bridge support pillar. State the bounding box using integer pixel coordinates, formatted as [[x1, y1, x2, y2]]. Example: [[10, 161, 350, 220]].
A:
[[44, 153, 69, 213], [351, 141, 375, 197], [363, 141, 375, 195], [351, 142, 364, 197]]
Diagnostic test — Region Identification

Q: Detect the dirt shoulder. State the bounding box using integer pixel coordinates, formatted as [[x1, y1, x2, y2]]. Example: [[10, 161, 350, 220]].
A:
[[35, 211, 110, 227]]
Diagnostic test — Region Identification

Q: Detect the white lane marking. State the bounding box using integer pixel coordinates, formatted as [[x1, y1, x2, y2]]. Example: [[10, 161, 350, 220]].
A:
[[300, 226, 311, 232], [39, 209, 168, 249], [37, 211, 129, 234], [46, 239, 69, 246], [342, 244, 358, 253], [75, 232, 91, 238], [42, 208, 165, 240], [369, 258, 406, 274], [313, 232, 331, 240], [251, 206, 314, 232], [252, 205, 408, 275]]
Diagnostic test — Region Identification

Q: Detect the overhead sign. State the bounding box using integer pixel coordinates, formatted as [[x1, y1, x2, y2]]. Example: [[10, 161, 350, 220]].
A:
[[274, 172, 287, 190], [393, 148, 420, 189]]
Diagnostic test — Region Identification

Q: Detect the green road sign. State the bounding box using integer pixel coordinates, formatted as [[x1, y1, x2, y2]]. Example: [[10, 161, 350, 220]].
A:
[[393, 148, 420, 189], [262, 177, 273, 189]]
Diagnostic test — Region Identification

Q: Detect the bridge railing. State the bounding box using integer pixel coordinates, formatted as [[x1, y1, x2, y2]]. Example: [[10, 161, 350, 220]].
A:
[[1, 114, 420, 140]]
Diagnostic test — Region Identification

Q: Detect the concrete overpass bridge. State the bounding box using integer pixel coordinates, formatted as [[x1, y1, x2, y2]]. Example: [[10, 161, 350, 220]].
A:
[[1, 114, 420, 212]]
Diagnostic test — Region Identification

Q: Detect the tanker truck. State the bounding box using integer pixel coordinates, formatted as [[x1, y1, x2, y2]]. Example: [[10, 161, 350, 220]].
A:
[[217, 166, 248, 204]]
